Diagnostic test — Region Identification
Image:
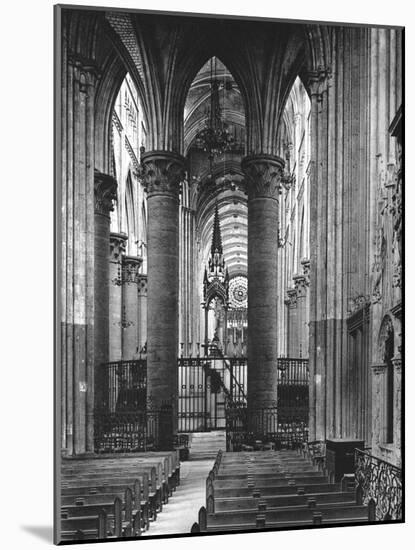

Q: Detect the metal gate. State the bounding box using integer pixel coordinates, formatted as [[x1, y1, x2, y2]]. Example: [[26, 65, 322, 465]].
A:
[[177, 356, 247, 432]]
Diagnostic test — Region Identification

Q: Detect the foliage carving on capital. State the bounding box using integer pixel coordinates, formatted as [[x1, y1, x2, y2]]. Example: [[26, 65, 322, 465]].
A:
[[141, 151, 186, 198], [293, 274, 307, 298], [241, 154, 285, 200], [94, 170, 117, 216], [122, 256, 143, 285], [285, 288, 298, 309], [301, 258, 310, 284]]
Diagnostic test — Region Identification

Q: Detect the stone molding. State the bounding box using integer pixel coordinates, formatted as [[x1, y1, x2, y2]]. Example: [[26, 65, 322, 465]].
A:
[[141, 150, 186, 199], [122, 255, 143, 285], [94, 170, 117, 217], [241, 154, 285, 201], [110, 232, 128, 262]]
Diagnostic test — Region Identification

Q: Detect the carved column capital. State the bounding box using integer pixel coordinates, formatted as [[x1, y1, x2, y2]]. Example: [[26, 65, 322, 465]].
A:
[[137, 274, 148, 296], [110, 232, 127, 262], [141, 150, 186, 200], [307, 67, 332, 102], [241, 154, 285, 201], [94, 170, 117, 217], [301, 258, 310, 282], [293, 274, 307, 298], [68, 52, 101, 89], [285, 288, 298, 309], [371, 363, 387, 376], [122, 255, 143, 285]]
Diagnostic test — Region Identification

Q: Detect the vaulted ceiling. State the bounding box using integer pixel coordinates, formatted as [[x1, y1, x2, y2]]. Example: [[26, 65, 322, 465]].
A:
[[184, 57, 248, 282]]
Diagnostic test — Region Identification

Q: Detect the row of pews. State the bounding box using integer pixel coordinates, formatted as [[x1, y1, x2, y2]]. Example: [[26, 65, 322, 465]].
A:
[[193, 448, 370, 533], [60, 450, 180, 542]]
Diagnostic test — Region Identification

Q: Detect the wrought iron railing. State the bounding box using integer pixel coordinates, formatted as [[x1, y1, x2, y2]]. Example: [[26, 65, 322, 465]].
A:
[[225, 358, 309, 450], [96, 359, 147, 413], [355, 448, 402, 520]]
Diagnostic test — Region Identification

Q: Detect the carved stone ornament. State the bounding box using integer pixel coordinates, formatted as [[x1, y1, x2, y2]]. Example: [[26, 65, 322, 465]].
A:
[[241, 154, 285, 201], [110, 232, 127, 262], [94, 169, 117, 216], [137, 274, 148, 296], [122, 255, 143, 285], [371, 363, 387, 376], [378, 315, 394, 363], [293, 274, 307, 298], [285, 288, 298, 308], [67, 52, 101, 90], [347, 295, 370, 317], [141, 151, 186, 199], [307, 67, 332, 103], [301, 258, 310, 283]]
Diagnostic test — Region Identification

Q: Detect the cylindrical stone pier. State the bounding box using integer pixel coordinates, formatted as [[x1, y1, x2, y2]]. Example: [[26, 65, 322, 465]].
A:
[[142, 151, 185, 448], [242, 154, 285, 435]]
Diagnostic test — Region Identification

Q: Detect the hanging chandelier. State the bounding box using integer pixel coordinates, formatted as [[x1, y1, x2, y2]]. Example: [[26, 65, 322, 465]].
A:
[[195, 58, 235, 170]]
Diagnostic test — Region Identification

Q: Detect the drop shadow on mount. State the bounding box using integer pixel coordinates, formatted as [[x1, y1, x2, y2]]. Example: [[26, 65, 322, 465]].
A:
[[21, 525, 53, 543]]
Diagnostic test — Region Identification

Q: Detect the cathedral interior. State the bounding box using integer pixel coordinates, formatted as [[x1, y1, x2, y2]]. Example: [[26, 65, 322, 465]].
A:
[[56, 6, 403, 542]]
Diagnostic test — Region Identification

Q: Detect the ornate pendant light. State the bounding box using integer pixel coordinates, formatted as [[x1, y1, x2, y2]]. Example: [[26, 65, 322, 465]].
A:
[[195, 57, 235, 172]]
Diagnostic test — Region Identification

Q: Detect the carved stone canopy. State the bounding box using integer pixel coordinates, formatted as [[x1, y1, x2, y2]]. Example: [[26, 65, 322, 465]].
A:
[[94, 169, 117, 216], [241, 154, 285, 201], [141, 150, 186, 199]]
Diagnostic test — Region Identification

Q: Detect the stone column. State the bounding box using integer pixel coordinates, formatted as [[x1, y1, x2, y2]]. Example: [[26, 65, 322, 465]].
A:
[[61, 49, 99, 455], [242, 154, 284, 434], [137, 274, 148, 353], [122, 256, 143, 360], [286, 288, 298, 357], [109, 233, 127, 361], [94, 171, 117, 415], [294, 274, 308, 358], [142, 151, 185, 448]]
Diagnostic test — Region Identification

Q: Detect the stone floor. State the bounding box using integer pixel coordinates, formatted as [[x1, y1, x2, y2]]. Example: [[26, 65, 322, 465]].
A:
[[142, 458, 214, 536]]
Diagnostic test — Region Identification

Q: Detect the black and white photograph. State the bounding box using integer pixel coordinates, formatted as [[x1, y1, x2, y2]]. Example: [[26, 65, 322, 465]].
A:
[[52, 3, 405, 544]]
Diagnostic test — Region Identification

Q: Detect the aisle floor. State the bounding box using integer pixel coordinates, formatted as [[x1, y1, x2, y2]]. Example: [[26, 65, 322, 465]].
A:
[[143, 458, 214, 536]]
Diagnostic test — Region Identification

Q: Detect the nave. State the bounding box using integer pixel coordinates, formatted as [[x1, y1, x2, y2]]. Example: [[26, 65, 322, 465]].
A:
[[57, 6, 403, 542]]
